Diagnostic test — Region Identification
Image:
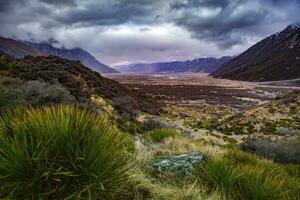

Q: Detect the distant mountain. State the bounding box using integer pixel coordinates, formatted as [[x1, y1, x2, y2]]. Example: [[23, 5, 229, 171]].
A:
[[117, 56, 232, 73], [212, 24, 300, 81], [0, 36, 117, 73], [26, 42, 118, 73]]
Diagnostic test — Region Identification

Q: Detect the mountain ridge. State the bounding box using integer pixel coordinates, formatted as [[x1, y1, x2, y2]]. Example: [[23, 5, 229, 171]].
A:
[[212, 24, 300, 81], [25, 41, 118, 73], [0, 36, 118, 73], [117, 56, 232, 73]]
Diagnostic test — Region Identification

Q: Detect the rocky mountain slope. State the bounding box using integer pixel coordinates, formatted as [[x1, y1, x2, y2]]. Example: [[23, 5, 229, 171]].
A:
[[0, 36, 117, 73], [26, 42, 118, 73], [212, 24, 300, 81], [117, 56, 232, 73], [2, 52, 159, 115]]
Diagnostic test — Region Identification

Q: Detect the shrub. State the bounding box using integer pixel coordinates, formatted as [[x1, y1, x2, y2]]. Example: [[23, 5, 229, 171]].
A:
[[112, 95, 138, 119], [241, 138, 300, 163], [0, 77, 76, 109], [145, 128, 178, 143], [197, 159, 240, 198], [0, 105, 132, 199], [0, 54, 14, 70], [141, 118, 172, 131], [115, 117, 142, 135], [22, 80, 76, 106]]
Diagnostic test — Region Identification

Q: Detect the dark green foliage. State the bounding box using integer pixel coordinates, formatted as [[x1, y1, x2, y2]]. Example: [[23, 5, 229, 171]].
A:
[[263, 122, 277, 134], [283, 164, 300, 179], [145, 128, 178, 143], [115, 117, 142, 135], [0, 54, 14, 70], [0, 106, 132, 199]]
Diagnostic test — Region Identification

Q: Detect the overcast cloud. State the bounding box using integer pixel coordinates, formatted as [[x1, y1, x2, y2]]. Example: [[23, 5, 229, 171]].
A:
[[0, 0, 299, 66]]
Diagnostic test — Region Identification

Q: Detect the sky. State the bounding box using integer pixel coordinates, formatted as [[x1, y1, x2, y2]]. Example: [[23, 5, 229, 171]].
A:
[[0, 0, 300, 67]]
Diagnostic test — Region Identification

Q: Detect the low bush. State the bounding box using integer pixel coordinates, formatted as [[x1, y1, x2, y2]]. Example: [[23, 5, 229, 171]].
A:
[[0, 105, 133, 199], [115, 117, 142, 135], [113, 95, 138, 119], [241, 138, 300, 163], [0, 77, 76, 109], [141, 118, 172, 131], [145, 128, 178, 143], [0, 54, 14, 70]]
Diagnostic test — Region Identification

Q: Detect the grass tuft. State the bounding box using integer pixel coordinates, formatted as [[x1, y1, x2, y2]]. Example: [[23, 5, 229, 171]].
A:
[[145, 128, 178, 143], [237, 164, 285, 200], [197, 159, 240, 198], [0, 105, 132, 199]]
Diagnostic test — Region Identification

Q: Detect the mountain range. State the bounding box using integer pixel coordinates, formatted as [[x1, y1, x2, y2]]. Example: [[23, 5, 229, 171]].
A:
[[1, 24, 299, 81], [117, 56, 232, 73], [0, 36, 117, 73], [212, 24, 300, 81]]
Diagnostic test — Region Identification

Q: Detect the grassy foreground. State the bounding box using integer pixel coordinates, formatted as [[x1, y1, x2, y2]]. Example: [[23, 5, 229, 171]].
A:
[[0, 105, 299, 199], [0, 105, 132, 199]]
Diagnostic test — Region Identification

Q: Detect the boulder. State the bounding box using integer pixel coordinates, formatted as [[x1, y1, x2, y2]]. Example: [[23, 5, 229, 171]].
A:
[[151, 152, 204, 176]]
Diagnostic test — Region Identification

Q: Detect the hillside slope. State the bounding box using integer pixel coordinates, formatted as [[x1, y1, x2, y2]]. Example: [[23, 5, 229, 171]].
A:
[[117, 56, 232, 73], [6, 54, 159, 114], [212, 24, 300, 81]]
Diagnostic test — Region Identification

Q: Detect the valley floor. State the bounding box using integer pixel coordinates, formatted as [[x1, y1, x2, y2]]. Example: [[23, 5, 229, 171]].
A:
[[105, 73, 300, 145], [104, 73, 299, 109]]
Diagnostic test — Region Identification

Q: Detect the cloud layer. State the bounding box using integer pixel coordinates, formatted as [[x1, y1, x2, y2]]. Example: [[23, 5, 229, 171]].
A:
[[0, 0, 299, 66]]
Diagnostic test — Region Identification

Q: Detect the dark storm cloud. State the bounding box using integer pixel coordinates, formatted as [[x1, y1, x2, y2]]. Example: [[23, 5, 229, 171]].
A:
[[0, 0, 25, 11], [1, 0, 298, 45], [169, 0, 300, 48], [40, 0, 76, 6], [54, 0, 163, 26], [0, 0, 299, 65]]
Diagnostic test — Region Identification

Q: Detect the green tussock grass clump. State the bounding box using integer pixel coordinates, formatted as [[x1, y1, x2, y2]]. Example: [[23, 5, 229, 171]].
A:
[[196, 149, 300, 200], [145, 128, 178, 143], [197, 159, 241, 199], [0, 105, 133, 199], [237, 164, 286, 200], [225, 149, 261, 166]]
